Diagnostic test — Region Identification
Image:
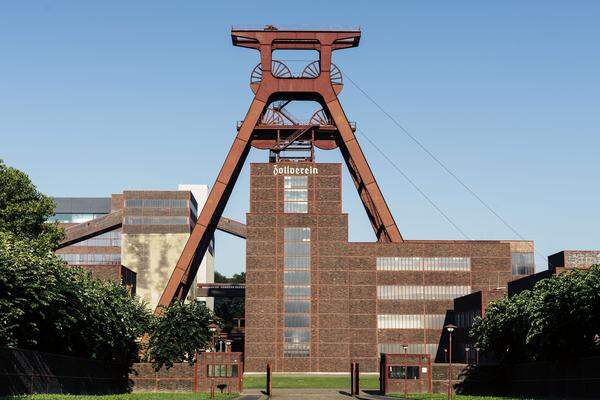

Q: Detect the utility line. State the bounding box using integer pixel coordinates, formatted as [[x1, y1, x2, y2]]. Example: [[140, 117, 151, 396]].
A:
[[356, 128, 471, 240], [344, 72, 530, 243]]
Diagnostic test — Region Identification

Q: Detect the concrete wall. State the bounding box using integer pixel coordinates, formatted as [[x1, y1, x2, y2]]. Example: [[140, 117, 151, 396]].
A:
[[122, 233, 192, 310]]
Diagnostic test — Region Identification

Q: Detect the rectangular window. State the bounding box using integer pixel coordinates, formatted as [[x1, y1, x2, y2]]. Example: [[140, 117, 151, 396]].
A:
[[388, 366, 420, 380], [379, 343, 438, 357], [512, 252, 534, 275], [207, 364, 238, 378], [283, 227, 311, 357], [377, 285, 470, 300], [284, 176, 308, 213], [48, 213, 107, 223], [377, 314, 447, 329], [71, 230, 121, 247], [124, 216, 189, 225], [125, 198, 188, 209], [57, 253, 121, 265], [377, 257, 470, 271]]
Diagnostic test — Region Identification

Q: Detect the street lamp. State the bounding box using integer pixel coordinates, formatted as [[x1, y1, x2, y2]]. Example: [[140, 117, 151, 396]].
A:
[[445, 324, 457, 400], [465, 347, 470, 365], [402, 344, 408, 396], [475, 347, 480, 365], [444, 348, 448, 363], [208, 323, 219, 352]]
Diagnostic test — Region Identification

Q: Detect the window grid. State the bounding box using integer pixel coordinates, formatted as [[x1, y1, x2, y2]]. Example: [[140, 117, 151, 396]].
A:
[[124, 216, 189, 225], [379, 343, 439, 357], [377, 257, 470, 271], [71, 230, 121, 247], [48, 213, 107, 223], [377, 314, 447, 329], [283, 227, 311, 357], [284, 176, 308, 214], [58, 253, 121, 265], [125, 199, 189, 209], [377, 285, 471, 300]]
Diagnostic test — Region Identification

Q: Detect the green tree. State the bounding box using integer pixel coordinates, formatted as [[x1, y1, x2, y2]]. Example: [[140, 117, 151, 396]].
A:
[[146, 301, 215, 370], [471, 265, 600, 363], [0, 160, 62, 247], [0, 231, 151, 363], [0, 160, 151, 365]]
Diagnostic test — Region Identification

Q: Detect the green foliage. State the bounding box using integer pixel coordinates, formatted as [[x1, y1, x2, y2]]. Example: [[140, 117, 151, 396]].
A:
[[214, 271, 245, 284], [146, 301, 215, 371], [0, 231, 151, 363], [471, 265, 600, 363], [0, 160, 151, 364], [0, 160, 62, 247]]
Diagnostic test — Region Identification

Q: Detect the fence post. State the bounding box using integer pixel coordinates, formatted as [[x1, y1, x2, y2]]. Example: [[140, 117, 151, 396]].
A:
[[266, 363, 272, 396], [354, 362, 360, 395]]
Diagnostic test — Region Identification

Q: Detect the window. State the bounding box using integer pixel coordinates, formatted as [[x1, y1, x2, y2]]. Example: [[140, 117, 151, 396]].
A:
[[283, 227, 311, 357], [379, 343, 438, 357], [377, 285, 471, 300], [388, 366, 420, 380], [284, 176, 308, 213], [48, 213, 107, 223], [125, 198, 188, 209], [57, 253, 121, 265], [377, 314, 446, 329], [124, 216, 189, 225], [512, 252, 534, 275], [71, 230, 121, 247], [377, 257, 470, 271], [207, 364, 238, 378]]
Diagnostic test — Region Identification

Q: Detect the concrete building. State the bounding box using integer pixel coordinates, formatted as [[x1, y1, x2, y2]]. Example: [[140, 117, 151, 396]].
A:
[[52, 185, 215, 310], [244, 162, 535, 373]]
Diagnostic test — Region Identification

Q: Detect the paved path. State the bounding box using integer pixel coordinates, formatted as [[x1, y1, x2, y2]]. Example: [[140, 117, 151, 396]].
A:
[[236, 388, 404, 399]]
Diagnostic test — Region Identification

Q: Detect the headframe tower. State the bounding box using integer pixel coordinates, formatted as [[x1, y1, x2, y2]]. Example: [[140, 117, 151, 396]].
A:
[[157, 26, 403, 312]]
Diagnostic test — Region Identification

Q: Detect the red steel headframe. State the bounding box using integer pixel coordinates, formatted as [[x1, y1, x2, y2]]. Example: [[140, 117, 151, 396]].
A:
[[155, 27, 403, 314]]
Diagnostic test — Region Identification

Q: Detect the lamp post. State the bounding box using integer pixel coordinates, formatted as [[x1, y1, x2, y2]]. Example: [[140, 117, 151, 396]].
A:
[[445, 324, 457, 400], [208, 323, 219, 352], [475, 347, 480, 365], [465, 347, 470, 365], [444, 348, 448, 363], [402, 344, 408, 396]]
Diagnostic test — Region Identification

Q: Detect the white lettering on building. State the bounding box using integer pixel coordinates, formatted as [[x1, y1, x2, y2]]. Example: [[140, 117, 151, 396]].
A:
[[272, 165, 319, 176]]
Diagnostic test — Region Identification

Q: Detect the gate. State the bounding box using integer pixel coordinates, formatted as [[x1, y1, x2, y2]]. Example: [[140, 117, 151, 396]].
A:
[[199, 352, 243, 393]]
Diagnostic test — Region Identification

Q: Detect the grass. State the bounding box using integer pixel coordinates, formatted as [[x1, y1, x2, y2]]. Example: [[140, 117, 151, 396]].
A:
[[393, 395, 539, 400], [0, 394, 237, 400], [242, 373, 380, 389]]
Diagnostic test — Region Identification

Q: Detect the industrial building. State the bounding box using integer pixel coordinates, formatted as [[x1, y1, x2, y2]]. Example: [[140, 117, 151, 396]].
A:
[[52, 184, 215, 310], [244, 161, 534, 372]]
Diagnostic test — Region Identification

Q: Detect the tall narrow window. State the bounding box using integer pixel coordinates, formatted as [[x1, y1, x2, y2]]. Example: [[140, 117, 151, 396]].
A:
[[284, 176, 308, 213], [283, 227, 311, 357]]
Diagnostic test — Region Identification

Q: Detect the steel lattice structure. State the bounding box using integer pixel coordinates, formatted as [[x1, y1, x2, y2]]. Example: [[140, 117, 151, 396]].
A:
[[156, 26, 403, 313]]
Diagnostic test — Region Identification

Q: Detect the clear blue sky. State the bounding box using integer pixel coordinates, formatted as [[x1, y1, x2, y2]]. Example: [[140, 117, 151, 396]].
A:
[[2, 1, 599, 276]]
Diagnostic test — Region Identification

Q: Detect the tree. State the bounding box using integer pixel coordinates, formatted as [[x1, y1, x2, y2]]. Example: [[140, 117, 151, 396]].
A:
[[471, 265, 600, 363], [0, 231, 151, 363], [0, 160, 62, 247], [145, 301, 215, 370], [0, 160, 151, 365]]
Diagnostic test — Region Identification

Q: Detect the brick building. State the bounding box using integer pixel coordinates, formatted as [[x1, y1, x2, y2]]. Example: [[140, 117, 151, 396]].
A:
[[53, 186, 215, 310], [244, 162, 534, 372]]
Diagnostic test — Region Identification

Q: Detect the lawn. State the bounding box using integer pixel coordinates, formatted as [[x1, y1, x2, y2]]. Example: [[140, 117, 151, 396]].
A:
[[243, 373, 380, 389], [1, 394, 237, 400], [394, 395, 539, 400]]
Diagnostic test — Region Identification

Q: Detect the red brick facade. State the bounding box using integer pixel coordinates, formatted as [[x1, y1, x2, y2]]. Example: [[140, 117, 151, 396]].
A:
[[245, 162, 533, 372]]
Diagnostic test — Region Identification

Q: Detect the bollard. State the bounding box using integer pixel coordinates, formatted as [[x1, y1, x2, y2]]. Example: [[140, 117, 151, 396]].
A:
[[266, 363, 272, 396]]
